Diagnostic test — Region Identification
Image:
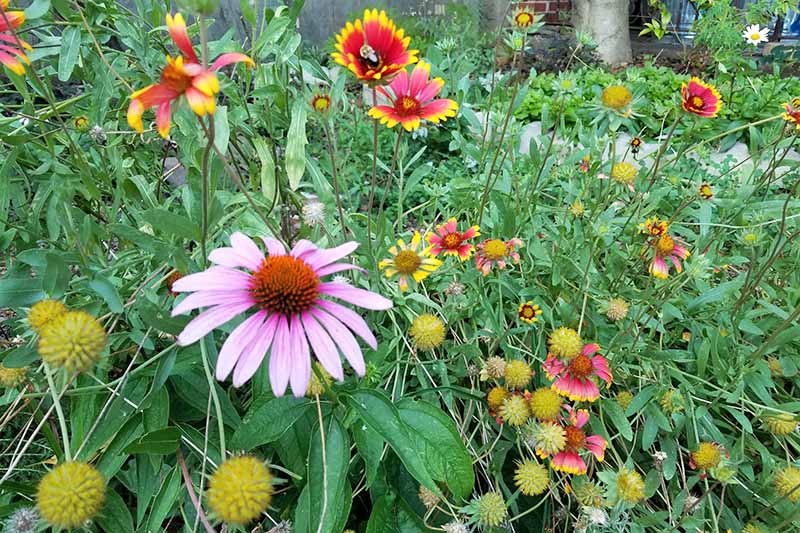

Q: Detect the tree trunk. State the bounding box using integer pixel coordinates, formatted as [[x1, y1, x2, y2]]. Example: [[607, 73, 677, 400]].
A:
[[573, 0, 632, 65]]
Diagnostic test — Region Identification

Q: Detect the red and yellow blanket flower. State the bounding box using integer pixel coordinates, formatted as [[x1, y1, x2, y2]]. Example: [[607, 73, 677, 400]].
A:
[[543, 343, 612, 403], [639, 216, 690, 279], [368, 61, 458, 131], [544, 406, 606, 475], [426, 218, 480, 260], [475, 237, 524, 276], [0, 0, 31, 76], [127, 13, 253, 138], [332, 8, 417, 84], [782, 98, 800, 129], [379, 231, 442, 292], [681, 77, 722, 118]]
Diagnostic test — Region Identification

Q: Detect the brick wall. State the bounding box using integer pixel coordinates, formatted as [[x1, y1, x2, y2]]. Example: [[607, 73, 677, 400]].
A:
[[516, 0, 572, 24]]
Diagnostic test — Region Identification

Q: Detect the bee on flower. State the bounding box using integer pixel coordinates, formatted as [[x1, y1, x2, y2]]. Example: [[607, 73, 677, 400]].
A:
[[681, 77, 722, 118], [474, 237, 524, 276], [379, 231, 442, 292], [331, 9, 418, 84], [542, 406, 607, 475], [127, 13, 254, 138], [630, 136, 642, 155], [639, 216, 690, 279], [426, 218, 480, 260], [543, 342, 612, 403], [0, 0, 31, 76]]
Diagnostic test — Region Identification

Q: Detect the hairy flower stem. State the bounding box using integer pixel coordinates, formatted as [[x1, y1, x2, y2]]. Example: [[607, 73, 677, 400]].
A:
[[315, 394, 329, 533], [177, 447, 217, 533], [198, 15, 213, 266], [367, 87, 379, 255], [323, 122, 347, 237], [44, 364, 70, 461]]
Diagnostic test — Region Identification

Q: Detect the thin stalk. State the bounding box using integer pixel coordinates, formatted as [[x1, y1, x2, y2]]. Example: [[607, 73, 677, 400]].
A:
[[315, 394, 328, 533], [367, 87, 379, 254], [177, 448, 217, 533], [200, 339, 226, 458], [45, 364, 70, 461], [323, 121, 347, 237], [198, 15, 212, 265]]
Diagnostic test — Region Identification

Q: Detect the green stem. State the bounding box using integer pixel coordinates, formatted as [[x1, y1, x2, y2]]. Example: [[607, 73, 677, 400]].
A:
[[45, 364, 71, 461], [200, 339, 226, 458]]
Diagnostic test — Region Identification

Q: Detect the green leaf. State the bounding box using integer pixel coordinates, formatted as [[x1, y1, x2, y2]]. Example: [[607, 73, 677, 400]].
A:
[[346, 390, 440, 496], [147, 465, 182, 532], [352, 420, 384, 489], [124, 427, 181, 455], [24, 0, 51, 19], [397, 398, 475, 500], [89, 277, 124, 314], [366, 493, 433, 533], [602, 398, 633, 441], [286, 99, 308, 190], [0, 277, 44, 307], [294, 417, 350, 533], [687, 279, 744, 311], [141, 208, 200, 241], [2, 345, 38, 368], [254, 136, 276, 203], [214, 106, 230, 154], [230, 395, 311, 450], [43, 253, 70, 298], [96, 487, 134, 533], [58, 26, 81, 82]]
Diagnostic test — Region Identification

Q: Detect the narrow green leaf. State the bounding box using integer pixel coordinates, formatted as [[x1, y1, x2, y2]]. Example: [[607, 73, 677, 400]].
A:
[[366, 493, 432, 533], [214, 106, 229, 154], [96, 487, 134, 533], [24, 0, 51, 19], [230, 395, 311, 450], [58, 26, 81, 82], [0, 277, 44, 307], [286, 99, 308, 190], [124, 427, 181, 455], [1, 345, 38, 368], [141, 208, 200, 241], [89, 277, 124, 314], [147, 465, 182, 532], [602, 398, 633, 441], [254, 136, 276, 203]]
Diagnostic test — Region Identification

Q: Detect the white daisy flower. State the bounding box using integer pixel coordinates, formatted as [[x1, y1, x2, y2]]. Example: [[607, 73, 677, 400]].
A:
[[743, 24, 770, 46]]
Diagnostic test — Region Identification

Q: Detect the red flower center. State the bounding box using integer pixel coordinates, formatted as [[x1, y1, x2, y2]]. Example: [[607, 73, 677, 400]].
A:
[[250, 255, 320, 315], [568, 355, 593, 380], [520, 305, 534, 319], [564, 425, 586, 451], [161, 62, 194, 93], [396, 95, 421, 116], [442, 232, 463, 249]]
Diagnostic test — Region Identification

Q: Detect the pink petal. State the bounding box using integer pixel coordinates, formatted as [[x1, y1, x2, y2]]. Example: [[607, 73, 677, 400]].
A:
[[210, 52, 253, 71], [315, 263, 367, 278], [669, 255, 684, 273], [232, 313, 280, 387], [290, 239, 317, 259], [171, 267, 252, 292], [311, 308, 365, 376], [318, 282, 393, 310], [172, 290, 254, 317], [216, 310, 267, 381], [585, 435, 606, 461], [305, 241, 359, 270], [574, 409, 590, 428], [208, 247, 256, 270], [543, 356, 564, 379], [316, 300, 378, 349], [267, 316, 291, 396], [417, 78, 444, 103], [261, 237, 285, 257], [408, 62, 429, 97], [288, 315, 311, 397], [300, 312, 344, 381], [582, 343, 600, 357], [155, 100, 172, 137], [230, 232, 265, 270], [388, 68, 410, 96], [177, 301, 253, 346]]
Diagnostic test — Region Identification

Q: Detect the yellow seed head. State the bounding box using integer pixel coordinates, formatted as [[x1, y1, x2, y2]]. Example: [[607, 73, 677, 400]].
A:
[[207, 455, 273, 524], [27, 299, 68, 334], [572, 480, 604, 507], [616, 391, 633, 411], [514, 460, 549, 496], [611, 162, 638, 185], [570, 199, 585, 217], [37, 461, 106, 529], [504, 359, 532, 390], [306, 363, 332, 397], [409, 314, 446, 351], [483, 239, 508, 260], [601, 85, 633, 111], [38, 311, 106, 373], [763, 413, 797, 437], [529, 387, 563, 421], [486, 386, 509, 412], [499, 395, 530, 427], [766, 357, 783, 377], [477, 491, 507, 527], [606, 298, 630, 321], [548, 327, 583, 359], [483, 356, 506, 380], [527, 421, 566, 457], [691, 442, 721, 470], [742, 523, 763, 533], [418, 485, 440, 510], [616, 468, 645, 504], [774, 465, 800, 503], [0, 363, 27, 387], [659, 389, 684, 414]]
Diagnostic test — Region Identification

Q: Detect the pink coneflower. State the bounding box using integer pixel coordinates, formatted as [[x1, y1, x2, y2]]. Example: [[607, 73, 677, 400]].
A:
[[427, 218, 480, 260], [548, 406, 606, 475], [474, 238, 523, 276], [543, 343, 612, 403], [171, 232, 392, 396]]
